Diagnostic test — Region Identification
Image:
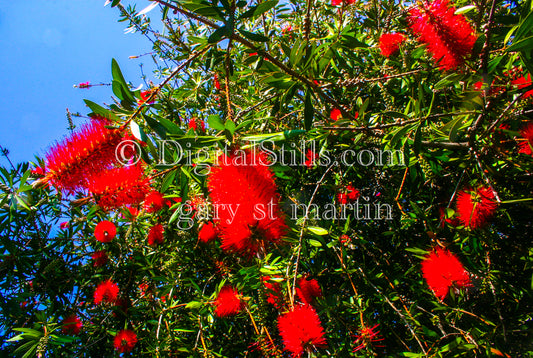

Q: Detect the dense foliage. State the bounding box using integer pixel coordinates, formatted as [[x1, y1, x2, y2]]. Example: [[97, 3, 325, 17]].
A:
[[1, 0, 533, 356]]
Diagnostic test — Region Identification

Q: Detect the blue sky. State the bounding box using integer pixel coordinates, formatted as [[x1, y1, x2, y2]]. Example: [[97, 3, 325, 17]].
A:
[[0, 0, 157, 167]]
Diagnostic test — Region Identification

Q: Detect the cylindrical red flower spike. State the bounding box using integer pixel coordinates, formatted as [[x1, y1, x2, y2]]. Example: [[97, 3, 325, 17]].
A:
[[91, 250, 109, 267], [421, 247, 471, 300], [43, 121, 127, 192], [379, 33, 406, 57], [296, 276, 322, 305], [61, 315, 82, 335], [214, 286, 245, 317], [207, 149, 287, 256], [147, 224, 164, 246], [199, 222, 218, 243], [409, 0, 477, 70], [143, 191, 166, 213], [114, 329, 137, 353], [94, 221, 116, 243], [277, 305, 327, 357], [94, 279, 119, 304], [455, 186, 498, 229], [518, 122, 533, 156], [87, 163, 150, 211]]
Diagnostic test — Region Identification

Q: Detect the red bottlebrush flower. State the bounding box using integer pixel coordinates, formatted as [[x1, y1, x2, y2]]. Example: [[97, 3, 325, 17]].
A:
[[122, 206, 139, 221], [421, 247, 471, 300], [78, 82, 91, 89], [332, 0, 355, 5], [91, 250, 108, 267], [147, 224, 164, 246], [409, 0, 477, 70], [31, 166, 45, 176], [94, 279, 119, 304], [277, 305, 327, 357], [188, 117, 206, 132], [144, 191, 166, 213], [379, 33, 406, 57], [87, 164, 150, 211], [337, 192, 348, 205], [296, 277, 322, 305], [207, 149, 288, 255], [249, 52, 258, 56], [330, 108, 342, 121], [456, 186, 498, 229], [114, 329, 137, 353], [282, 25, 293, 34], [346, 185, 360, 202], [94, 221, 116, 243], [352, 323, 384, 352], [214, 73, 221, 90], [262, 276, 283, 308], [59, 221, 69, 230], [199, 222, 218, 243], [296, 277, 322, 304], [61, 315, 82, 335], [137, 89, 155, 106], [304, 149, 319, 168], [43, 121, 126, 192], [474, 81, 484, 91], [214, 286, 245, 317], [518, 122, 533, 156], [512, 73, 533, 98]]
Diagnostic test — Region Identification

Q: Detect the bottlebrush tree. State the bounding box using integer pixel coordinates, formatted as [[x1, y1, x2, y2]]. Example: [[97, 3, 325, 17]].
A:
[[1, 0, 533, 356]]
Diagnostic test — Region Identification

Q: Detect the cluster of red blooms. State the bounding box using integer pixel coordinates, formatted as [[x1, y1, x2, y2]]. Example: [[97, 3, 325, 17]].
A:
[[277, 305, 327, 357], [330, 108, 342, 121], [91, 250, 109, 267], [421, 247, 471, 300], [214, 73, 221, 91], [337, 184, 360, 205], [213, 286, 245, 317], [43, 120, 126, 192], [304, 149, 319, 168], [207, 149, 287, 255], [296, 276, 322, 305], [94, 279, 119, 305], [519, 122, 533, 156], [114, 329, 138, 353], [378, 33, 406, 58], [87, 164, 151, 210], [409, 0, 477, 70], [331, 0, 355, 5], [188, 117, 206, 132], [147, 224, 165, 246], [262, 276, 284, 308], [61, 315, 83, 335], [199, 221, 218, 243], [78, 82, 91, 89], [94, 221, 117, 243], [143, 191, 167, 213], [455, 186, 498, 229]]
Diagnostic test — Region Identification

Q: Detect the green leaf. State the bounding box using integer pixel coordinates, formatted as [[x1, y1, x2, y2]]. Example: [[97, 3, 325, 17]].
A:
[[515, 9, 533, 40], [225, 119, 236, 135], [304, 90, 313, 130], [239, 0, 278, 19], [242, 130, 306, 143], [454, 5, 476, 14], [111, 58, 128, 89], [83, 100, 120, 122], [309, 239, 323, 247], [508, 35, 533, 52], [307, 226, 328, 235], [238, 29, 269, 42], [208, 26, 228, 44], [208, 115, 225, 131]]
